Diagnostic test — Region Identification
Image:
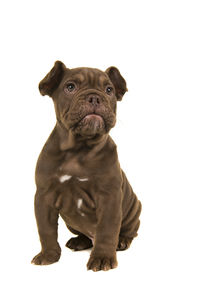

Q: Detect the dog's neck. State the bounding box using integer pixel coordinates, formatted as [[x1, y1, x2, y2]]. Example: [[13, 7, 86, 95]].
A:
[[56, 120, 109, 152]]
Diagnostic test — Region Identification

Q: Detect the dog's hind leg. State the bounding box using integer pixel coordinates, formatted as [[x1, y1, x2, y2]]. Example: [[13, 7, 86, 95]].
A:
[[117, 196, 142, 251]]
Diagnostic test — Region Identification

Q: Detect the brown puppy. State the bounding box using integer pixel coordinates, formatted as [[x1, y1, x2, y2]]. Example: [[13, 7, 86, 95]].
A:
[[31, 61, 142, 271]]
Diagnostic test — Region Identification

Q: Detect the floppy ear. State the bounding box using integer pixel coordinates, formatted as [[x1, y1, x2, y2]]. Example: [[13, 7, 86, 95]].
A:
[[39, 61, 66, 96], [105, 66, 128, 101]]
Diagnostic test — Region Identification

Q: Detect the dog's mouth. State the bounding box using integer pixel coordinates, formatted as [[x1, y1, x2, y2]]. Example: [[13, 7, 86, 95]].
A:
[[79, 113, 105, 132], [67, 106, 116, 137], [81, 113, 104, 123]]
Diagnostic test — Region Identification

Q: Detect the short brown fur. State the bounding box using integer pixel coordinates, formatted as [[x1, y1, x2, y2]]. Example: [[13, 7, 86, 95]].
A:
[[32, 61, 141, 271]]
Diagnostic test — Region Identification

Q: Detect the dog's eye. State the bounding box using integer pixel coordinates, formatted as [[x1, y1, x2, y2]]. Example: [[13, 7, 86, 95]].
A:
[[66, 82, 76, 92], [106, 86, 113, 95]]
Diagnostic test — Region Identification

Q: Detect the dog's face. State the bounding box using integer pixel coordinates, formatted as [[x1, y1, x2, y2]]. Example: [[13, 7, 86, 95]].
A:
[[39, 61, 127, 138]]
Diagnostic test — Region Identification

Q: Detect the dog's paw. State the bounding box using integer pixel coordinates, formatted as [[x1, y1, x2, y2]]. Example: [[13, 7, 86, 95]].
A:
[[117, 236, 133, 251], [31, 249, 61, 265], [66, 235, 93, 251], [87, 254, 118, 272]]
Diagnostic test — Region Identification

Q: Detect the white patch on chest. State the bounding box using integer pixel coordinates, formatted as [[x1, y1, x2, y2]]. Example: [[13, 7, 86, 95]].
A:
[[77, 198, 83, 209], [59, 174, 72, 183], [77, 177, 89, 182], [77, 198, 85, 216]]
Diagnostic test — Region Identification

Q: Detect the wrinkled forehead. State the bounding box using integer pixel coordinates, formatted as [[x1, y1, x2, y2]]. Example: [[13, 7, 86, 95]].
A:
[[63, 67, 111, 87]]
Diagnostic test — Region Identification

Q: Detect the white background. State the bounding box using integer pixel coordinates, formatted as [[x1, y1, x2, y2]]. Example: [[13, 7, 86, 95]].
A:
[[0, 0, 199, 299]]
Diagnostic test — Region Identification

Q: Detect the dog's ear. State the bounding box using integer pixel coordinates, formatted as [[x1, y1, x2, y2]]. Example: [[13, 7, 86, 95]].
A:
[[39, 61, 66, 96], [105, 67, 128, 101]]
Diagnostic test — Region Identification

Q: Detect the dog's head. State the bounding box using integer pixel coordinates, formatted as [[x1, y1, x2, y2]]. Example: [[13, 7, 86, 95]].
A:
[[39, 61, 127, 138]]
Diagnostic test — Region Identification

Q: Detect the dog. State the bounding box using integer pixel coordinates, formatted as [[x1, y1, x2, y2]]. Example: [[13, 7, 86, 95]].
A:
[[31, 61, 142, 271]]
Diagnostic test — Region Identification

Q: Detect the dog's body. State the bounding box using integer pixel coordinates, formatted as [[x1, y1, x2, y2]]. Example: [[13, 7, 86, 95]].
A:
[[32, 61, 141, 271]]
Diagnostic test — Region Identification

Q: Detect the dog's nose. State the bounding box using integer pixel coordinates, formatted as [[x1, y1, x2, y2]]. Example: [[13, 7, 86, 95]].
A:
[[86, 94, 101, 106]]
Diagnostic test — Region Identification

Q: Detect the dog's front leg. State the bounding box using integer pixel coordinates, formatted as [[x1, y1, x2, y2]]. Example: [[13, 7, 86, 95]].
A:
[[31, 190, 61, 265], [87, 193, 122, 272]]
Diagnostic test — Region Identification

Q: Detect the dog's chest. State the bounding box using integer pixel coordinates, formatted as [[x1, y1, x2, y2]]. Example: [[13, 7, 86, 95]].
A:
[[57, 151, 90, 179], [55, 175, 97, 238], [51, 153, 97, 227]]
